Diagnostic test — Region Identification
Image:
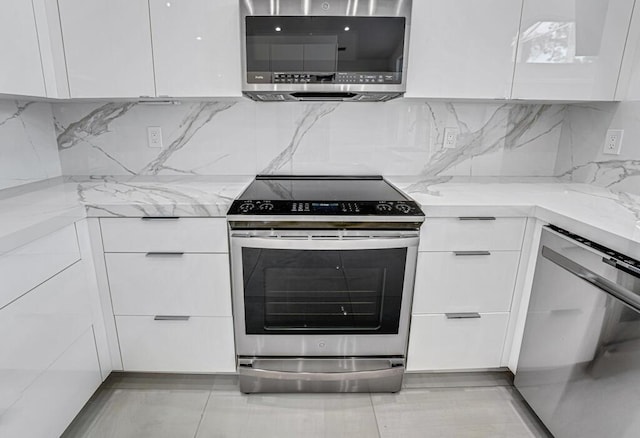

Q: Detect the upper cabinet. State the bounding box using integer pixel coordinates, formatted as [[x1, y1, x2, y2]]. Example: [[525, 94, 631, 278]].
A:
[[0, 1, 47, 96], [58, 0, 156, 98], [615, 3, 640, 100], [405, 0, 522, 99], [149, 0, 241, 97], [512, 0, 635, 100]]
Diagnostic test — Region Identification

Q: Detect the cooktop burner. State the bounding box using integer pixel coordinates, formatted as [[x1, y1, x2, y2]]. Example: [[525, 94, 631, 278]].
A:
[[227, 175, 424, 217]]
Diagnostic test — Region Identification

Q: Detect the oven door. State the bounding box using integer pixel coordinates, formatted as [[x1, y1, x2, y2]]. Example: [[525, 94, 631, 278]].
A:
[[230, 229, 419, 357]]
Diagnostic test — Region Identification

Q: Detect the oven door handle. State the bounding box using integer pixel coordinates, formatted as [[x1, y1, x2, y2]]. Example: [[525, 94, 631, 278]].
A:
[[238, 364, 405, 382], [230, 235, 419, 250]]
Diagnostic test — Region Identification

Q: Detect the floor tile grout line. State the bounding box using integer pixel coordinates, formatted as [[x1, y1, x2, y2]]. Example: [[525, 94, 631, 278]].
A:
[[192, 389, 213, 438], [369, 393, 383, 438]]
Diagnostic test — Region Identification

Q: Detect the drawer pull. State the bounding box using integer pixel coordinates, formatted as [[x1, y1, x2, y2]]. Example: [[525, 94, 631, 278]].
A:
[[458, 217, 496, 221], [154, 315, 190, 321], [454, 251, 491, 256], [446, 313, 481, 319], [141, 217, 180, 220], [145, 252, 184, 257]]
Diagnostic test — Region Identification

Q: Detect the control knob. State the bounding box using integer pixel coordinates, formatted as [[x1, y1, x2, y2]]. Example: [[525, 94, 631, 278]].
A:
[[238, 202, 255, 213], [259, 202, 274, 211], [376, 203, 393, 212], [395, 203, 413, 214]]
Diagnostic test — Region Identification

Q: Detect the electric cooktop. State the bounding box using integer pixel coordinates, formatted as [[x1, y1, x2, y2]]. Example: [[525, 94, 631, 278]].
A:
[[227, 175, 425, 217]]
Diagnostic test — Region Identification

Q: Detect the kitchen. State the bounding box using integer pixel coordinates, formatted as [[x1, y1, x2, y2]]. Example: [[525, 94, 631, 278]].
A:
[[1, 0, 640, 437]]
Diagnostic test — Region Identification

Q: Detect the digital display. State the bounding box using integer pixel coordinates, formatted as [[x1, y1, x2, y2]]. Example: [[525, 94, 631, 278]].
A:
[[312, 203, 340, 211]]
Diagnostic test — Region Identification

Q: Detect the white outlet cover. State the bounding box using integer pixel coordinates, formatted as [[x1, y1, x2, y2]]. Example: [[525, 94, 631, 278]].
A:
[[443, 127, 459, 149], [603, 129, 623, 155], [147, 126, 163, 149]]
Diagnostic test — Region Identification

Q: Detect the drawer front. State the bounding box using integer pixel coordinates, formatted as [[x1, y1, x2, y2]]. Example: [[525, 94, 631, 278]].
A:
[[106, 253, 231, 317], [116, 316, 235, 373], [0, 225, 80, 309], [419, 217, 526, 251], [407, 313, 509, 371], [100, 218, 228, 253], [0, 262, 93, 411], [412, 251, 520, 313], [0, 328, 101, 438]]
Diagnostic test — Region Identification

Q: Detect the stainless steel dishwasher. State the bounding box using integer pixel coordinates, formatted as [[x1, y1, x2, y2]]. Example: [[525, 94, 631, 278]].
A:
[[515, 225, 640, 438]]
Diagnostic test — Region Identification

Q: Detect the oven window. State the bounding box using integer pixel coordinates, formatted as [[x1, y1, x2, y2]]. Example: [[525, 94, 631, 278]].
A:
[[242, 248, 407, 334]]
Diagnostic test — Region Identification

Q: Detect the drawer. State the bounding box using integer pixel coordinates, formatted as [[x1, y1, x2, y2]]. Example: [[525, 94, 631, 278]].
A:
[[116, 316, 235, 373], [0, 328, 101, 438], [419, 217, 526, 251], [100, 218, 228, 253], [0, 225, 80, 309], [106, 253, 231, 317], [407, 313, 509, 371], [412, 251, 520, 313], [0, 262, 94, 409]]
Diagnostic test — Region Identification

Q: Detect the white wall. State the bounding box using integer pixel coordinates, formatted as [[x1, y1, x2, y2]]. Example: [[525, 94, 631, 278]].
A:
[[0, 100, 61, 190], [53, 99, 566, 178]]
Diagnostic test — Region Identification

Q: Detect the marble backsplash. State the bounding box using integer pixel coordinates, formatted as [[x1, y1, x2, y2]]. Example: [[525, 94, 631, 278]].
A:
[[556, 101, 640, 196], [0, 101, 61, 190], [53, 100, 566, 179]]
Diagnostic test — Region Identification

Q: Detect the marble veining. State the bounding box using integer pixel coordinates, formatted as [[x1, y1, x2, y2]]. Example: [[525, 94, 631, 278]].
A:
[[0, 100, 61, 190], [53, 100, 567, 178], [261, 103, 339, 174], [556, 102, 640, 196]]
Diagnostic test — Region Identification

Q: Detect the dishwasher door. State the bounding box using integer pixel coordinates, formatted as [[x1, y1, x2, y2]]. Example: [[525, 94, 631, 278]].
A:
[[515, 227, 640, 438]]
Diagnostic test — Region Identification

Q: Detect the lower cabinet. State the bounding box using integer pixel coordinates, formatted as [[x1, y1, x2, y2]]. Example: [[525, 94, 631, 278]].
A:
[[0, 329, 102, 438], [99, 217, 236, 373], [0, 224, 104, 437], [408, 216, 526, 372], [407, 313, 510, 371], [116, 316, 235, 373]]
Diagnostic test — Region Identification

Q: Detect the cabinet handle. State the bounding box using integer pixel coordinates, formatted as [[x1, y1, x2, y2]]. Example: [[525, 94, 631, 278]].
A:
[[154, 315, 190, 321], [145, 252, 184, 257], [445, 313, 481, 319], [141, 217, 180, 220], [453, 251, 491, 256], [458, 217, 496, 221]]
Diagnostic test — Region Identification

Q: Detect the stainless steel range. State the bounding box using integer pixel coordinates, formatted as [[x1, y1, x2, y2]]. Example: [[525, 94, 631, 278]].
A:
[[227, 175, 424, 393]]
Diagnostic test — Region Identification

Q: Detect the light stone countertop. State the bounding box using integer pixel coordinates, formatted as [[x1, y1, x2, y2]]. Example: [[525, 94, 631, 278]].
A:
[[1, 175, 639, 259]]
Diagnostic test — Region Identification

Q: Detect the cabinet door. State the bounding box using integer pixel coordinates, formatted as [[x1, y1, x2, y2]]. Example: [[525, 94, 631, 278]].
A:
[[149, 0, 241, 97], [512, 0, 635, 100], [405, 0, 522, 99], [0, 1, 46, 96], [58, 0, 155, 98]]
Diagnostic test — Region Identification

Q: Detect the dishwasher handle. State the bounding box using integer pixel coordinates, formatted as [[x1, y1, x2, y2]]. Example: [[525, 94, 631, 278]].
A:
[[542, 246, 640, 312]]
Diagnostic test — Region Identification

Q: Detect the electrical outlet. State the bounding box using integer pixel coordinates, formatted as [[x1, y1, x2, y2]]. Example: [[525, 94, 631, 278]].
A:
[[443, 127, 459, 149], [147, 127, 163, 149], [603, 129, 624, 155]]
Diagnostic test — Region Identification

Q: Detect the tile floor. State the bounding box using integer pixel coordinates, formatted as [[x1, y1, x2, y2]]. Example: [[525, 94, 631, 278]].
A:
[[62, 372, 552, 438]]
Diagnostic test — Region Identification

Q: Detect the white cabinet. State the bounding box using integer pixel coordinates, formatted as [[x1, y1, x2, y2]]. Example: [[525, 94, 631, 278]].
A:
[[512, 0, 635, 100], [100, 217, 236, 373], [100, 217, 228, 253], [106, 253, 232, 317], [149, 0, 241, 97], [406, 0, 522, 99], [0, 1, 46, 96], [116, 316, 235, 372], [409, 216, 526, 371], [407, 313, 510, 371], [0, 225, 80, 310], [413, 251, 520, 314], [58, 0, 155, 98], [0, 226, 104, 438]]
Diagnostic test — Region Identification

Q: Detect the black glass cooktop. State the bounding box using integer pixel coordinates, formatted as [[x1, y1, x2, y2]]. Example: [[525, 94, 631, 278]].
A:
[[228, 175, 424, 217]]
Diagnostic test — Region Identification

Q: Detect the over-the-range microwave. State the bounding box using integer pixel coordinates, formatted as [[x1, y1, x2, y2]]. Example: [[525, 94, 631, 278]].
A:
[[240, 0, 412, 102]]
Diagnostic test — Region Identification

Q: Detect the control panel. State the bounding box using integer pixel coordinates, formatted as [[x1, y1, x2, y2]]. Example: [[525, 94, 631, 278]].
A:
[[228, 200, 424, 216], [250, 72, 402, 85]]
